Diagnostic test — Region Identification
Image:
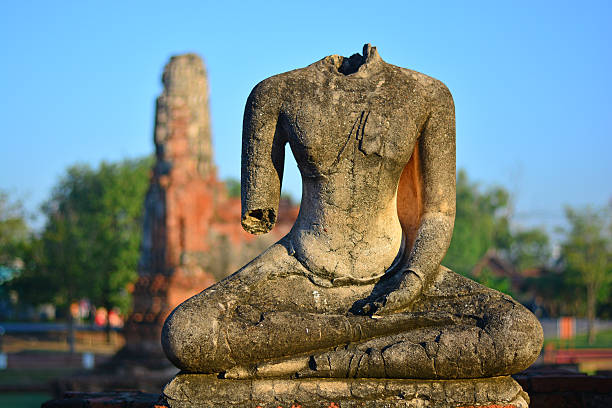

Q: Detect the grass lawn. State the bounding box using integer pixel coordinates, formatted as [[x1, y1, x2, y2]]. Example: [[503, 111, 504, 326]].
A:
[[543, 328, 612, 349], [0, 367, 76, 386], [0, 392, 53, 408]]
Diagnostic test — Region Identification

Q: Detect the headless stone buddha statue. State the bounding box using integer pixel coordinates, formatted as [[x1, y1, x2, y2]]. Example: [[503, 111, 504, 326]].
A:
[[162, 44, 542, 380]]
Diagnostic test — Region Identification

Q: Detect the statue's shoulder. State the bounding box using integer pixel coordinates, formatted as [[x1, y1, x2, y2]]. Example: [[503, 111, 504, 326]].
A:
[[395, 65, 454, 104], [248, 65, 314, 105], [248, 61, 326, 105], [247, 73, 286, 104]]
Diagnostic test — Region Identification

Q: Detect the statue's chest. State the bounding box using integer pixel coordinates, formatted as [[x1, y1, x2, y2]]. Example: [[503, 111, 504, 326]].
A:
[[282, 81, 421, 172]]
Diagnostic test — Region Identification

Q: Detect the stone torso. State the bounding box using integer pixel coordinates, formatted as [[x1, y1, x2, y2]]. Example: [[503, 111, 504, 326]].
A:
[[268, 56, 438, 282]]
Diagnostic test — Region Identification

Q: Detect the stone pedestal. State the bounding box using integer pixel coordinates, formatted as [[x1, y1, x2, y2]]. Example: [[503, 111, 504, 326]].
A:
[[162, 374, 529, 408]]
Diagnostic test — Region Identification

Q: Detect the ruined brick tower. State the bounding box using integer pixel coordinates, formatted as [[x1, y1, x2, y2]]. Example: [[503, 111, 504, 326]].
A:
[[122, 54, 298, 363], [123, 54, 221, 359]]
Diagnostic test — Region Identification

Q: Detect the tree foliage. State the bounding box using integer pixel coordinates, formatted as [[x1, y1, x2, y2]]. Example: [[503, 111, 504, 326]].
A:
[[224, 178, 241, 198], [443, 170, 552, 296], [0, 191, 32, 315], [10, 157, 152, 315], [443, 170, 512, 276], [507, 228, 551, 272], [559, 205, 612, 342], [0, 191, 30, 276]]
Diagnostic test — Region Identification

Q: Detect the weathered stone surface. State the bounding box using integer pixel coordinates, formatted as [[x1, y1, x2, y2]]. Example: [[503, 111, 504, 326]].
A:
[[162, 374, 529, 408], [161, 44, 542, 381]]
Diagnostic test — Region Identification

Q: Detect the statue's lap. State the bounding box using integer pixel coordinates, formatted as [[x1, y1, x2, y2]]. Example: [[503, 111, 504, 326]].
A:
[[162, 243, 542, 379]]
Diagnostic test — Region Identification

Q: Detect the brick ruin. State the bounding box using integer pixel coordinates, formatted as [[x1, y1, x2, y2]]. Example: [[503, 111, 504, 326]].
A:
[[122, 54, 298, 361]]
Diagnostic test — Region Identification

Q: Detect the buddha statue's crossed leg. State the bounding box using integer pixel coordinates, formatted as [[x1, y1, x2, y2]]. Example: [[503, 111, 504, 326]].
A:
[[163, 281, 463, 373], [162, 244, 465, 373], [291, 294, 542, 379], [243, 270, 543, 379], [162, 246, 542, 378]]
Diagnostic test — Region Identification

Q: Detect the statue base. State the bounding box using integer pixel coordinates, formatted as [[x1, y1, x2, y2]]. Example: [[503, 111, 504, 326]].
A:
[[162, 374, 529, 408]]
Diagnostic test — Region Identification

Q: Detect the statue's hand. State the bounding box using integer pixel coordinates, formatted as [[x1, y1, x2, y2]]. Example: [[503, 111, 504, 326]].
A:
[[359, 270, 423, 316]]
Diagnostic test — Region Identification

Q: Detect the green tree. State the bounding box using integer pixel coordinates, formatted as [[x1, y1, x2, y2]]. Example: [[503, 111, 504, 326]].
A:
[[224, 178, 241, 198], [0, 191, 32, 320], [560, 206, 612, 344], [443, 170, 552, 298], [10, 157, 152, 343], [443, 169, 512, 277], [83, 159, 152, 317], [507, 228, 550, 272], [0, 191, 30, 279]]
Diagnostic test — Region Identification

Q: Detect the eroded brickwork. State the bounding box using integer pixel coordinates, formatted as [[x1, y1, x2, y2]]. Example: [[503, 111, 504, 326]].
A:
[[123, 54, 297, 358]]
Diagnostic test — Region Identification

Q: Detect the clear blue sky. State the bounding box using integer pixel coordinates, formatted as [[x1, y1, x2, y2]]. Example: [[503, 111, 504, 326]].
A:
[[1, 1, 610, 233]]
